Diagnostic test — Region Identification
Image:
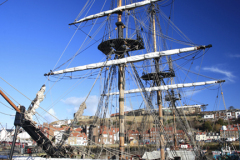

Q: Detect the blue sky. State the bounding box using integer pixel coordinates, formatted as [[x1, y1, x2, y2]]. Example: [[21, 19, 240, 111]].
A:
[[0, 0, 239, 129]]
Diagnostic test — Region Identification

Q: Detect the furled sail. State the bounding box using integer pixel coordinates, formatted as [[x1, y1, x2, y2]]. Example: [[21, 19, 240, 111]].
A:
[[45, 45, 211, 76], [175, 105, 206, 108], [152, 105, 206, 110], [70, 0, 161, 25], [102, 80, 225, 96]]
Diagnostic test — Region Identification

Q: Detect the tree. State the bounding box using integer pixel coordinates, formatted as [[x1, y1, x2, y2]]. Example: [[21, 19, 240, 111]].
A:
[[217, 118, 224, 125], [229, 106, 235, 110], [201, 105, 206, 112], [203, 121, 212, 131], [213, 124, 221, 132]]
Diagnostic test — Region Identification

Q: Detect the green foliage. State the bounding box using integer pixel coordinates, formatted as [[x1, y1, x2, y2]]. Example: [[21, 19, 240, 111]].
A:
[[203, 121, 212, 131], [127, 121, 132, 125], [167, 119, 173, 124], [217, 118, 224, 125], [201, 105, 206, 112], [229, 106, 235, 110], [213, 123, 221, 132], [235, 117, 240, 124]]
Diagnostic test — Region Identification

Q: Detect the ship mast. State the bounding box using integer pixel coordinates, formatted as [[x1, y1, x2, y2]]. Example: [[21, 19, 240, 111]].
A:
[[44, 1, 224, 158], [168, 55, 178, 148], [117, 0, 125, 158], [151, 3, 165, 160]]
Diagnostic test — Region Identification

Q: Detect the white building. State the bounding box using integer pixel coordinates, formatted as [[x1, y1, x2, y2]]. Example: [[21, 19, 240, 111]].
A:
[[235, 112, 240, 119], [52, 124, 61, 128], [0, 128, 14, 141], [17, 130, 33, 145], [76, 136, 87, 146], [114, 131, 119, 142], [53, 120, 71, 128], [226, 112, 233, 119], [68, 133, 87, 146], [195, 132, 206, 141], [204, 114, 214, 119], [206, 132, 220, 140]]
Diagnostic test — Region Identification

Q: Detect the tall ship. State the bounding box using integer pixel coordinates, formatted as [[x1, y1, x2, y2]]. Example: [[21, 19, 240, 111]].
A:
[[0, 0, 227, 159]]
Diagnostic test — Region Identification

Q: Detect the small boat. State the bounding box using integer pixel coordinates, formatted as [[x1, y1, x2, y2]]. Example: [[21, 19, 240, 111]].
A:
[[212, 145, 240, 160]]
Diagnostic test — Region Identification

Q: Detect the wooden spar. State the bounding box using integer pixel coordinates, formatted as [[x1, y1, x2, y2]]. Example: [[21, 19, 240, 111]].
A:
[[69, 0, 162, 25], [117, 0, 125, 158], [151, 3, 165, 159], [44, 45, 212, 76], [0, 89, 20, 112], [103, 80, 225, 96], [153, 8, 157, 52], [118, 0, 122, 22]]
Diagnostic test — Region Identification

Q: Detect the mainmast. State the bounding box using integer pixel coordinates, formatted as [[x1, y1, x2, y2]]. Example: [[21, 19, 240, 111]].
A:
[[117, 0, 125, 158]]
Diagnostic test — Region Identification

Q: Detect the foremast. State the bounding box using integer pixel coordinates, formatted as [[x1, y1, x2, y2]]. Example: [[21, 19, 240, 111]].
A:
[[151, 3, 165, 159]]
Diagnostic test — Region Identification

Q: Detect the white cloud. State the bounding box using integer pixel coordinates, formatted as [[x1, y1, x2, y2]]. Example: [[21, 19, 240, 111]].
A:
[[44, 108, 57, 123], [195, 65, 199, 71], [229, 54, 240, 58], [61, 95, 99, 116], [203, 67, 235, 82], [125, 105, 132, 111], [181, 89, 202, 98]]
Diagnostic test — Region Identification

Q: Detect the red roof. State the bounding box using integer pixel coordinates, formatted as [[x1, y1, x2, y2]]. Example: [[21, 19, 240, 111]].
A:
[[102, 131, 113, 135], [128, 130, 139, 134], [111, 128, 119, 133], [70, 132, 87, 138], [75, 128, 82, 132], [220, 125, 239, 131]]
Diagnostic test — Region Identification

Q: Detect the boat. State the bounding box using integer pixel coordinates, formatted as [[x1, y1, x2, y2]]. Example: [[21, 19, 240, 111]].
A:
[[0, 0, 227, 159], [212, 145, 240, 160], [212, 126, 240, 160]]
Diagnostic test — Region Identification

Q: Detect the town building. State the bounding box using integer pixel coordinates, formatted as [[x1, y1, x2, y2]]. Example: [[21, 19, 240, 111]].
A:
[[220, 124, 239, 140], [67, 132, 87, 146], [0, 128, 14, 141], [17, 129, 32, 145], [52, 119, 71, 128], [195, 132, 220, 141], [127, 130, 140, 141], [195, 132, 206, 141], [111, 128, 119, 143], [203, 109, 240, 120], [204, 114, 214, 119], [206, 132, 220, 140]]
